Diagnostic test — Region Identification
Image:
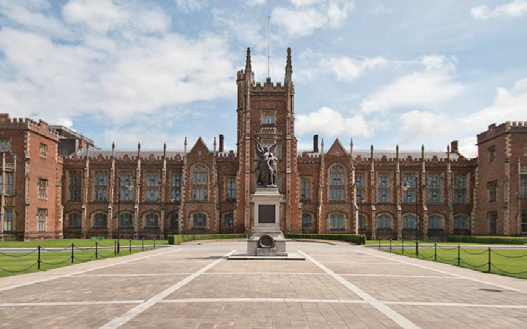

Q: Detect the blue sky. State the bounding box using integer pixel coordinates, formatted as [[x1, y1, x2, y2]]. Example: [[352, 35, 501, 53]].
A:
[[0, 0, 526, 157]]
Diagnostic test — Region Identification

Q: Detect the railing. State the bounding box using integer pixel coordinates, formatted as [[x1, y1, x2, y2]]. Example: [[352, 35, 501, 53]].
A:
[[377, 239, 527, 278], [0, 239, 156, 275]]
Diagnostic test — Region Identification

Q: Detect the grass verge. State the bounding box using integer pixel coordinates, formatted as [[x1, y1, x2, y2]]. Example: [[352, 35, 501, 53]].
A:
[[377, 243, 527, 279], [0, 238, 168, 248], [0, 242, 158, 278]]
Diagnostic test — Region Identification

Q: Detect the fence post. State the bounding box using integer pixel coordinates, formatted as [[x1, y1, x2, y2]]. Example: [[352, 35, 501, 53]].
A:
[[95, 242, 98, 259], [416, 240, 419, 258], [129, 238, 132, 253], [154, 238, 156, 250], [114, 240, 116, 255], [488, 247, 491, 273], [389, 239, 392, 252], [457, 245, 460, 266], [434, 243, 437, 261], [142, 238, 144, 251], [378, 239, 381, 250], [71, 243, 74, 264], [38, 245, 41, 270], [402, 239, 404, 255]]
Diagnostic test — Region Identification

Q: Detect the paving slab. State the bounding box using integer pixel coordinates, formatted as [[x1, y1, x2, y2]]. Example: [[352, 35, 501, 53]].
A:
[[0, 241, 525, 329]]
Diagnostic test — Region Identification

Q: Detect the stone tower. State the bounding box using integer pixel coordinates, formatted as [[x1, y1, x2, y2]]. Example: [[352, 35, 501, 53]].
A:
[[236, 48, 299, 234]]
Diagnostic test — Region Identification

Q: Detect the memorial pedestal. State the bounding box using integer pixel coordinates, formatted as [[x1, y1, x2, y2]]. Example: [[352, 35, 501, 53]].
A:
[[228, 187, 304, 260], [247, 187, 287, 256]]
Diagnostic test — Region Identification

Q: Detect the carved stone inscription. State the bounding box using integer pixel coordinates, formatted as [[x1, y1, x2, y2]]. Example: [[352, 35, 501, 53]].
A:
[[258, 205, 275, 223]]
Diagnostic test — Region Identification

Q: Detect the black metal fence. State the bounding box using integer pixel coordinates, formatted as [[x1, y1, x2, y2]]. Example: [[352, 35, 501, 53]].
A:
[[0, 239, 156, 275], [377, 239, 527, 278]]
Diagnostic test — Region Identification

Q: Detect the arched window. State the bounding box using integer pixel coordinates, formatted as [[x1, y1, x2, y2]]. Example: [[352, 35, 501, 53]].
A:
[[302, 213, 313, 228], [428, 214, 443, 230], [377, 214, 391, 229], [224, 212, 234, 228], [67, 212, 81, 228], [144, 212, 159, 228], [193, 213, 207, 228], [119, 212, 133, 228], [92, 212, 107, 228], [329, 165, 345, 201], [359, 213, 367, 230], [402, 214, 416, 229], [330, 212, 345, 229], [454, 214, 468, 230], [192, 164, 208, 201], [169, 212, 179, 229]]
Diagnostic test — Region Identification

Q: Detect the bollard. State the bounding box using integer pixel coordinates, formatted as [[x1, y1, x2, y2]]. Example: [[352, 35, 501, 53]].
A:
[[95, 242, 98, 259], [71, 243, 74, 264], [434, 243, 437, 261], [378, 239, 381, 250], [488, 247, 491, 273], [38, 245, 41, 270], [402, 239, 404, 255], [457, 245, 460, 266], [154, 238, 156, 250], [416, 240, 419, 258], [129, 238, 132, 253], [142, 238, 144, 251]]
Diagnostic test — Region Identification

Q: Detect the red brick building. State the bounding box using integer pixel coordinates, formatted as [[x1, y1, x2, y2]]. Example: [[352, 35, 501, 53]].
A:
[[0, 114, 62, 240], [1, 48, 526, 240]]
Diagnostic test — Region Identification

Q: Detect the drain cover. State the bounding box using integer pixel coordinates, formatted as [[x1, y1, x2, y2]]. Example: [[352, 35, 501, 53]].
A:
[[479, 289, 502, 293]]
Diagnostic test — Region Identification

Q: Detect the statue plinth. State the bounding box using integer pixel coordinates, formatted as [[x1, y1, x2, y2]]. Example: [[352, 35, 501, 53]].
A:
[[247, 187, 287, 256]]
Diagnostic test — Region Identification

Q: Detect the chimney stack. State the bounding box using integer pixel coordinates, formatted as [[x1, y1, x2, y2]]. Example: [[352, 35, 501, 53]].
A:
[[313, 135, 319, 153], [450, 140, 459, 153], [219, 134, 224, 153]]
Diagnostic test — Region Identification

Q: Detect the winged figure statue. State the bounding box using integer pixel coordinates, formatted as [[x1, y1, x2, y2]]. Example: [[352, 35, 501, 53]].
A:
[[255, 137, 278, 187]]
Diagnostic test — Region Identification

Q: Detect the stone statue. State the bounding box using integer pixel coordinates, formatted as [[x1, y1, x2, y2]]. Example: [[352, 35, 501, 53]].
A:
[[255, 137, 278, 187]]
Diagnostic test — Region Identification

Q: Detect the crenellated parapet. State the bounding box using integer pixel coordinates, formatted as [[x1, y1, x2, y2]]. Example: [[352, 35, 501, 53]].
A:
[[478, 121, 527, 144], [0, 113, 59, 141], [251, 77, 289, 93], [217, 150, 237, 162], [297, 151, 321, 163]]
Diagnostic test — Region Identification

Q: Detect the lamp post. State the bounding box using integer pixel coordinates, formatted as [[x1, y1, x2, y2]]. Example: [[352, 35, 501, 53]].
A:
[[402, 177, 419, 242], [117, 179, 133, 254], [359, 196, 365, 233], [170, 197, 176, 234]]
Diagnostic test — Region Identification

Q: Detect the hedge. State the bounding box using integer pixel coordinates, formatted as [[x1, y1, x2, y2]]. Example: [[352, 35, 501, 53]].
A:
[[168, 234, 247, 245], [286, 234, 366, 245], [447, 235, 526, 245]]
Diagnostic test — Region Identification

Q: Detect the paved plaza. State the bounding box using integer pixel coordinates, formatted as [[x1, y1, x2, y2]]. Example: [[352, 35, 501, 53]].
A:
[[0, 240, 526, 328]]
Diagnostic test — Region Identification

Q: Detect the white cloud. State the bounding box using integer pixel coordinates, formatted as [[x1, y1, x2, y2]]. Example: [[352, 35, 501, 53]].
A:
[[63, 0, 170, 34], [175, 0, 208, 13], [272, 0, 354, 37], [397, 78, 527, 157], [296, 106, 384, 137], [0, 1, 236, 127], [211, 8, 267, 51], [470, 1, 527, 20], [246, 0, 266, 5], [326, 56, 388, 82], [0, 1, 70, 38], [359, 55, 464, 113]]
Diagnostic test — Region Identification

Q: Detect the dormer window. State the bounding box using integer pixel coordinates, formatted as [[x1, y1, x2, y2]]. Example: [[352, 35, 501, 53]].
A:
[[262, 111, 275, 124]]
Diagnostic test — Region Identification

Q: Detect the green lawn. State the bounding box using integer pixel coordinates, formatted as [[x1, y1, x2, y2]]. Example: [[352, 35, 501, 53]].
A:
[[0, 246, 155, 278], [366, 240, 526, 246], [377, 243, 527, 279], [0, 238, 169, 248]]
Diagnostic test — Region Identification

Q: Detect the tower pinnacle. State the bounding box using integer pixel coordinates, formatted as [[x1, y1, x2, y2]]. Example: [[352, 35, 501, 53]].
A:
[[285, 47, 292, 84]]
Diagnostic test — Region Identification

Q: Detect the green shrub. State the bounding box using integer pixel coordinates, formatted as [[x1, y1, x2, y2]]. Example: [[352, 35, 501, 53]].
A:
[[286, 233, 366, 245], [447, 235, 526, 245], [168, 233, 247, 245]]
